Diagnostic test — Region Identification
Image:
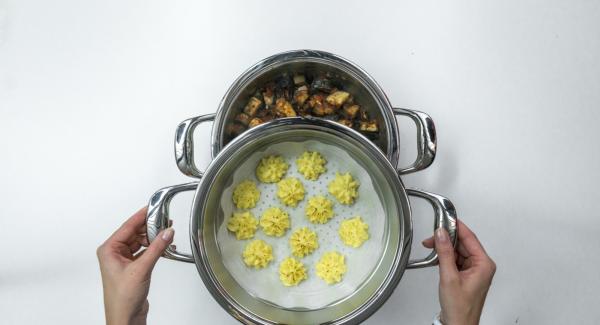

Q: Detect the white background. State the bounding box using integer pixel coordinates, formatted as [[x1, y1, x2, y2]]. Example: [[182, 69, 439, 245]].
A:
[[1, 1, 599, 324]]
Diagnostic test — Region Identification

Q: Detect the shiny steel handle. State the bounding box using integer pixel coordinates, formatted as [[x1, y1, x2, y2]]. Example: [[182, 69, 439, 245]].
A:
[[175, 114, 216, 178], [146, 182, 198, 263], [406, 189, 457, 269], [393, 108, 437, 175]]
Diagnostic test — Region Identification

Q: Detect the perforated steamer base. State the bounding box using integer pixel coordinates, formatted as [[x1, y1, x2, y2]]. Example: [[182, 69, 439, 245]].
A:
[[217, 140, 386, 309]]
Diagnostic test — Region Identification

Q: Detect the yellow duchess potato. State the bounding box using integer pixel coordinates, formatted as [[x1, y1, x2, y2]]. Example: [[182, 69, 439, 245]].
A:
[[260, 207, 291, 237], [296, 151, 327, 181], [232, 180, 261, 209], [289, 227, 319, 258], [328, 172, 359, 205], [279, 257, 308, 286], [256, 155, 289, 183], [276, 177, 305, 207], [315, 251, 347, 284], [304, 196, 334, 224], [338, 216, 369, 248], [242, 239, 274, 269], [226, 211, 258, 240]]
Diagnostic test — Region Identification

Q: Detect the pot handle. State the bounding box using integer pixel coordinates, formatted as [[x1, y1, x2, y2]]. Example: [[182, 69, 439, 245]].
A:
[[392, 108, 437, 175], [175, 114, 216, 178], [406, 189, 458, 269], [146, 182, 198, 263]]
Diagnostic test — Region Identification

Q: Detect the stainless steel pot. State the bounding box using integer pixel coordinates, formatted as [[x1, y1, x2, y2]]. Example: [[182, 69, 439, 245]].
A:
[[174, 50, 436, 179], [146, 118, 457, 325]]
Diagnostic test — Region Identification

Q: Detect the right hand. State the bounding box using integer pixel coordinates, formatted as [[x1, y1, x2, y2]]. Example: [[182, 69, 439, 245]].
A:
[[422, 220, 496, 325], [97, 207, 174, 325]]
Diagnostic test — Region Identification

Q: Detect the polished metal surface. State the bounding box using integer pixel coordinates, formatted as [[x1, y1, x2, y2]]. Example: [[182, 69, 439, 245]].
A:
[[393, 108, 437, 175], [175, 113, 215, 178], [192, 117, 410, 325], [146, 182, 198, 263], [146, 117, 457, 324], [175, 50, 437, 178], [405, 189, 458, 269]]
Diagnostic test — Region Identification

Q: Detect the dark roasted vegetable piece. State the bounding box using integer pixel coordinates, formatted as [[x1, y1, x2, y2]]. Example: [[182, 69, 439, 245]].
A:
[[293, 74, 306, 85], [248, 117, 263, 128], [343, 104, 360, 119], [274, 98, 297, 117], [235, 113, 251, 126], [312, 105, 326, 116], [297, 103, 312, 116], [311, 76, 334, 93], [262, 83, 275, 108], [255, 107, 270, 118], [275, 73, 294, 100], [294, 85, 310, 106], [244, 97, 263, 117], [359, 108, 369, 121], [345, 95, 354, 105], [337, 119, 354, 128], [326, 91, 350, 108], [323, 102, 337, 115], [262, 114, 274, 122], [358, 120, 379, 132], [307, 93, 325, 109], [226, 123, 246, 137]]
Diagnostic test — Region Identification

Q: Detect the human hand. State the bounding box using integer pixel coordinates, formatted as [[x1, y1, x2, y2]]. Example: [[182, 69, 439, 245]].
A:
[[422, 220, 496, 325], [97, 207, 174, 325]]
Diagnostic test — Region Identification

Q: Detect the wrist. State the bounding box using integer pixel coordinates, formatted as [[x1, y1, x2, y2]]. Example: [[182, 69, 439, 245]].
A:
[[106, 312, 147, 325], [105, 303, 147, 325]]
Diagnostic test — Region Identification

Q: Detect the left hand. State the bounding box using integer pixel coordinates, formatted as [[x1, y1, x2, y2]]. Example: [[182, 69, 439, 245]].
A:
[[96, 207, 174, 325]]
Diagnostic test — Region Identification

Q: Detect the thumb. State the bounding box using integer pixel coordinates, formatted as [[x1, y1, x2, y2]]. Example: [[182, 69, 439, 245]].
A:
[[137, 228, 174, 273], [434, 228, 459, 283]]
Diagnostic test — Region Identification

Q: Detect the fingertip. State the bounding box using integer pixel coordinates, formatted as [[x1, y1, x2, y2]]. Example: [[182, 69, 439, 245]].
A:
[[435, 228, 450, 244], [421, 236, 434, 248], [161, 228, 174, 242]]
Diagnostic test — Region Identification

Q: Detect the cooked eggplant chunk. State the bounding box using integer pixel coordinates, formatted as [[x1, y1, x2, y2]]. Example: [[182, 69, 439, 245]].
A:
[[262, 83, 275, 107], [235, 113, 251, 126], [293, 74, 306, 85], [343, 104, 360, 119], [322, 102, 336, 115], [359, 120, 379, 132], [307, 93, 325, 109], [248, 117, 263, 128], [227, 71, 381, 142], [337, 119, 354, 128], [297, 103, 312, 116], [345, 95, 354, 105], [255, 107, 270, 118], [311, 76, 334, 93], [359, 108, 369, 121], [275, 74, 294, 100], [274, 98, 297, 117], [326, 91, 350, 108], [226, 123, 246, 137], [244, 97, 262, 117], [312, 105, 326, 116], [294, 85, 310, 106]]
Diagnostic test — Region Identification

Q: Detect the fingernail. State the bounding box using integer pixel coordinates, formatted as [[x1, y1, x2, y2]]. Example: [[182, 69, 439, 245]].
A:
[[162, 228, 174, 241], [435, 228, 448, 243]]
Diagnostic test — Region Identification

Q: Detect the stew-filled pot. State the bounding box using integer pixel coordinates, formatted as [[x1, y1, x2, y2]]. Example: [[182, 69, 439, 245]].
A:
[[173, 50, 436, 179]]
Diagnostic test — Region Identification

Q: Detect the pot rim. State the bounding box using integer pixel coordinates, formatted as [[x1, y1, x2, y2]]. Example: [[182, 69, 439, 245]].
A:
[[192, 117, 412, 325], [209, 49, 400, 168]]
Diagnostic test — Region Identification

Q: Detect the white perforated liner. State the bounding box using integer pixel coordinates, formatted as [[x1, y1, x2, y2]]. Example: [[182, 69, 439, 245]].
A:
[[217, 140, 385, 309]]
